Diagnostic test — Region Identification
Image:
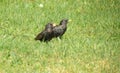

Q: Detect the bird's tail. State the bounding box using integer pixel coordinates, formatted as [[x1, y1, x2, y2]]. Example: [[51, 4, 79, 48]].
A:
[[34, 34, 43, 40]]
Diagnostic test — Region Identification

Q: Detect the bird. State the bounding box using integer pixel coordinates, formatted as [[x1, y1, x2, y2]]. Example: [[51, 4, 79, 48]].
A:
[[35, 23, 54, 42], [52, 19, 69, 39]]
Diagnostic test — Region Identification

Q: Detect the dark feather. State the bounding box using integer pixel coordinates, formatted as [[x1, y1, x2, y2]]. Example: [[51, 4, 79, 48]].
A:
[[52, 19, 68, 38], [35, 23, 53, 42]]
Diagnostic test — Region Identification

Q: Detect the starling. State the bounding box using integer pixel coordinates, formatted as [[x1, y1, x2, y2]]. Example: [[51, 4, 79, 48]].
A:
[[35, 23, 54, 42], [52, 19, 68, 39]]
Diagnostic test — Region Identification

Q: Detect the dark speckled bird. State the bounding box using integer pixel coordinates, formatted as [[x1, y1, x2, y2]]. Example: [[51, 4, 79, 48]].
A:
[[52, 19, 69, 39], [35, 23, 54, 42]]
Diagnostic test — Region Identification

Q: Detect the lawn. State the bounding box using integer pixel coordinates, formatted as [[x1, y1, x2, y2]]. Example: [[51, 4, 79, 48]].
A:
[[0, 0, 120, 73]]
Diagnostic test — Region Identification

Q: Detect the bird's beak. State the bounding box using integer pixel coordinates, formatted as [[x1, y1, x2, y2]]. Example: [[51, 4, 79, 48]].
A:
[[53, 23, 56, 27]]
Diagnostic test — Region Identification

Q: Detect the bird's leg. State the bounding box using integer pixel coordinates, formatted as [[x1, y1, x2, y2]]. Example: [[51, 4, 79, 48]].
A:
[[59, 36, 62, 39], [57, 37, 61, 41], [45, 41, 48, 44]]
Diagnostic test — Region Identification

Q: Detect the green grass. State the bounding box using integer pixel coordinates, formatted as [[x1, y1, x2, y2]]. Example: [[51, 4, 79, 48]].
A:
[[0, 0, 120, 73]]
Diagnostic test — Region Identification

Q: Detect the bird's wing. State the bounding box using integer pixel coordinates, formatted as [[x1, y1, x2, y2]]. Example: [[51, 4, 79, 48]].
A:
[[52, 26, 64, 37], [53, 26, 63, 32]]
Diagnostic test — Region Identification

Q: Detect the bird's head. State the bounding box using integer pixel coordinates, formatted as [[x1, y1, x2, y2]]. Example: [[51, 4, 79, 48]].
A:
[[46, 23, 53, 28], [59, 19, 69, 25], [45, 23, 53, 31]]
